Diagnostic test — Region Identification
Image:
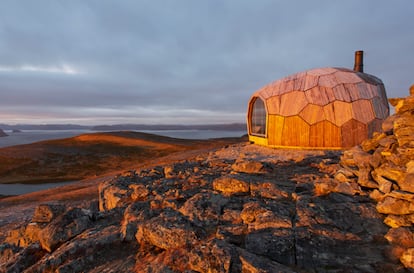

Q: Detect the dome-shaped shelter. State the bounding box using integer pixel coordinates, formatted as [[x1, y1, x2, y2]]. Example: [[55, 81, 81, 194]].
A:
[[247, 52, 389, 149]]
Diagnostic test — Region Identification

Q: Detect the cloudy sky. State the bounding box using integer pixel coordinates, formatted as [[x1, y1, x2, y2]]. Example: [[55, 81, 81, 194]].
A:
[[0, 1, 413, 125]]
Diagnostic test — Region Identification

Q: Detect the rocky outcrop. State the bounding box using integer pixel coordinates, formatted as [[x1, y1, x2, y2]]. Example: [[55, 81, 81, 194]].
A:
[[338, 86, 414, 270], [2, 143, 406, 273], [0, 129, 8, 137]]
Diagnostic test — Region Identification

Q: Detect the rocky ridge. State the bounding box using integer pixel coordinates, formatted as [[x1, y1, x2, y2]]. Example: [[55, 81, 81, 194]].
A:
[[1, 89, 414, 272], [338, 86, 414, 269]]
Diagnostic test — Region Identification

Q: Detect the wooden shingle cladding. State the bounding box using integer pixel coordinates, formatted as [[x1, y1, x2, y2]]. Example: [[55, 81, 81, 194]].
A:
[[247, 67, 389, 149]]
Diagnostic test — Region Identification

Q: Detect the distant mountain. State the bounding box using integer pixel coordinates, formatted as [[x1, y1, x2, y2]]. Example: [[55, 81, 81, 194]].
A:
[[91, 123, 247, 131], [0, 124, 91, 130], [0, 129, 8, 137], [0, 123, 247, 131]]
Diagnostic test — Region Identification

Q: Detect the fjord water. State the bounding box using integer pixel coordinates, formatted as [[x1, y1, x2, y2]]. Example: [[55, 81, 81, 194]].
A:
[[0, 129, 246, 196], [0, 129, 246, 148]]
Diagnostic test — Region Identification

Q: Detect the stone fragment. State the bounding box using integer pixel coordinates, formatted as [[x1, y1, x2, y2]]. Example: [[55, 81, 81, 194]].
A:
[[381, 115, 396, 133], [377, 196, 414, 215], [32, 204, 66, 223], [215, 225, 246, 245], [5, 227, 26, 247], [250, 181, 290, 199], [400, 248, 414, 269], [369, 189, 386, 202], [371, 172, 393, 194], [188, 239, 236, 273], [378, 136, 397, 149], [213, 175, 250, 196], [163, 165, 176, 179], [136, 210, 197, 250], [340, 146, 372, 167], [385, 227, 414, 248], [179, 192, 228, 227], [395, 126, 414, 147], [407, 161, 414, 173], [361, 132, 385, 152], [39, 208, 93, 252], [357, 168, 378, 189], [350, 147, 373, 167], [384, 214, 414, 228], [30, 226, 131, 273], [1, 243, 45, 273], [314, 178, 358, 196], [99, 177, 133, 211], [240, 202, 268, 224], [129, 184, 150, 201], [398, 172, 414, 194], [121, 201, 151, 241], [231, 159, 267, 174], [391, 96, 414, 114], [388, 190, 414, 202], [373, 164, 405, 186], [334, 171, 351, 183], [22, 223, 44, 247]]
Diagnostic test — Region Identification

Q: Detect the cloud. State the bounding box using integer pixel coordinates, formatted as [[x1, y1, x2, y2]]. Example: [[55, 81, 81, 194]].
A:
[[0, 0, 413, 125], [0, 64, 81, 75]]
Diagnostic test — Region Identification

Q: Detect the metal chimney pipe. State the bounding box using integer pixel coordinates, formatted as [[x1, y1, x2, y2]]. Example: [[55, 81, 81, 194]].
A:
[[353, 50, 364, 73]]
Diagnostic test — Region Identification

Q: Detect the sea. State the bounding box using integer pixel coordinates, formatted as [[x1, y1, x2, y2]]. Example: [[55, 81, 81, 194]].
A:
[[0, 129, 246, 196], [0, 129, 247, 148]]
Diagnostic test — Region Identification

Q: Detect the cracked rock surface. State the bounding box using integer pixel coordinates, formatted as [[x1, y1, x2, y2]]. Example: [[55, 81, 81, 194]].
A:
[[1, 142, 407, 272]]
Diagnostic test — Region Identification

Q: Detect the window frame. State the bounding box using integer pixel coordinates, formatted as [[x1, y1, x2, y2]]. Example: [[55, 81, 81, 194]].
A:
[[249, 97, 267, 137]]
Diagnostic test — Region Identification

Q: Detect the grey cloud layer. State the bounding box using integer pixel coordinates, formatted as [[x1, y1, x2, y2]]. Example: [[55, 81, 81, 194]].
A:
[[0, 0, 413, 124]]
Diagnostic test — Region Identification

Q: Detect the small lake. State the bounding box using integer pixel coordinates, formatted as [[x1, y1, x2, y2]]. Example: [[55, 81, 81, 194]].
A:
[[0, 181, 76, 196]]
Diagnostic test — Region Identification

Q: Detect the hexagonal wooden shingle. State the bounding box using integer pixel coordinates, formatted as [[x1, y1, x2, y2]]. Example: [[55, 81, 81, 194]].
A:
[[299, 104, 325, 125], [279, 91, 308, 116]]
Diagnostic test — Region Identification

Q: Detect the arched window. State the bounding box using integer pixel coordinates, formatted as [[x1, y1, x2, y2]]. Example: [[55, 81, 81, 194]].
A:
[[250, 97, 266, 136]]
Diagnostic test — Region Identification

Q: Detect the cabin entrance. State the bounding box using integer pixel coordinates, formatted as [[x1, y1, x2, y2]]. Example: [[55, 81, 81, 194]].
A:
[[249, 97, 266, 137]]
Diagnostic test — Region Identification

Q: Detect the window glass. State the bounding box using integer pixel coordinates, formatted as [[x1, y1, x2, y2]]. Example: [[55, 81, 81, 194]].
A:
[[250, 97, 266, 136]]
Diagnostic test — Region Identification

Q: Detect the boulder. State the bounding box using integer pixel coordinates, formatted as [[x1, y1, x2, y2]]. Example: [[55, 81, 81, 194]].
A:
[[400, 248, 414, 269], [179, 192, 228, 227], [1, 243, 45, 273], [29, 226, 132, 273], [377, 196, 414, 215], [39, 208, 93, 252], [99, 177, 133, 211], [384, 214, 414, 228], [385, 227, 414, 248], [250, 181, 290, 199], [213, 175, 250, 196], [231, 159, 267, 174], [136, 210, 198, 250], [188, 239, 237, 273], [121, 201, 151, 241], [32, 204, 66, 223], [129, 184, 150, 201], [241, 202, 292, 231]]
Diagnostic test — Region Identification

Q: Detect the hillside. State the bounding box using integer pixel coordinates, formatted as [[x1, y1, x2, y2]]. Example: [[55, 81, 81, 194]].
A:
[[0, 131, 244, 184]]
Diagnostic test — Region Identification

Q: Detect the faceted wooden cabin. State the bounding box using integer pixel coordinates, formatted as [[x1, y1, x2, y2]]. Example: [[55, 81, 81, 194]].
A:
[[247, 51, 389, 149]]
